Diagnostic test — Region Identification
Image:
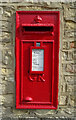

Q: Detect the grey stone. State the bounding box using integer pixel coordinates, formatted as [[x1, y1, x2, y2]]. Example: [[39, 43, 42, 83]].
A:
[[0, 81, 15, 94], [0, 0, 9, 2], [1, 68, 14, 75], [3, 94, 13, 107], [59, 96, 67, 105], [10, 0, 23, 2], [41, 118, 75, 120], [2, 35, 11, 43], [1, 118, 40, 120], [0, 7, 3, 14], [64, 76, 75, 85], [0, 107, 12, 119], [18, 118, 40, 120], [64, 30, 75, 38], [63, 4, 75, 22], [62, 51, 68, 61], [1, 32, 10, 38], [2, 21, 12, 32], [2, 49, 13, 67]]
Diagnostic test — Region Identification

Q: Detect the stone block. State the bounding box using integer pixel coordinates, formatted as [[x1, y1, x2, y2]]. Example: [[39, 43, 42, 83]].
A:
[[10, 0, 23, 2], [2, 49, 13, 66], [66, 64, 75, 73], [3, 11, 11, 17], [69, 2, 76, 9], [63, 4, 75, 22], [70, 99, 75, 107], [1, 68, 9, 76], [67, 51, 73, 61], [3, 76, 14, 82], [64, 76, 75, 85], [2, 16, 12, 21], [42, 118, 55, 120], [0, 7, 3, 15], [63, 107, 75, 115], [2, 21, 12, 32], [2, 118, 40, 120], [60, 83, 67, 92], [64, 30, 75, 38], [2, 35, 11, 43], [62, 41, 69, 50], [0, 81, 15, 94], [67, 85, 75, 92], [35, 109, 57, 116], [62, 51, 68, 61], [0, 48, 2, 63], [3, 94, 13, 107], [65, 21, 75, 31], [0, 31, 2, 37], [1, 106, 12, 116], [59, 96, 67, 105], [2, 75, 15, 82], [0, 0, 9, 2], [2, 68, 14, 75], [0, 95, 4, 105], [48, 2, 62, 8], [13, 109, 29, 115], [73, 51, 76, 60], [0, 84, 5, 94], [1, 32, 10, 38], [62, 64, 67, 72]]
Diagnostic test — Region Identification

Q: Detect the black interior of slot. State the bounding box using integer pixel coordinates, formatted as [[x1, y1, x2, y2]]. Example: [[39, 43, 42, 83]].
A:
[[23, 26, 53, 32]]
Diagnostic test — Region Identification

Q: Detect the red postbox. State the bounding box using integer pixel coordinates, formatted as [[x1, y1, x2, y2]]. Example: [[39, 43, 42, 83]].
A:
[[16, 11, 60, 109]]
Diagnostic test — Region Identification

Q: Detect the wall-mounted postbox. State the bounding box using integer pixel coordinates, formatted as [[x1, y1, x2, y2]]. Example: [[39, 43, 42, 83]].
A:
[[16, 11, 60, 109]]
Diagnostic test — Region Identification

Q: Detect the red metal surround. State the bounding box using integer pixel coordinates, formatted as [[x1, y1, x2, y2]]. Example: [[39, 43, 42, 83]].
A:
[[16, 11, 60, 109]]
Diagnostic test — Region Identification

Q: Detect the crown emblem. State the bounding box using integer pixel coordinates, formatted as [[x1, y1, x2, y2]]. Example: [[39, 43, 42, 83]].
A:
[[34, 15, 42, 23]]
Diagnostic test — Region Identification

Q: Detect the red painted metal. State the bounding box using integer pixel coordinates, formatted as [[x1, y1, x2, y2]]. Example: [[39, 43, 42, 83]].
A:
[[34, 15, 42, 23], [16, 11, 60, 109]]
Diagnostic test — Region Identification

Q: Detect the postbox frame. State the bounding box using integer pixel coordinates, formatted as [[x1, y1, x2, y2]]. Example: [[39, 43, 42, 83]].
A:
[[16, 11, 60, 109]]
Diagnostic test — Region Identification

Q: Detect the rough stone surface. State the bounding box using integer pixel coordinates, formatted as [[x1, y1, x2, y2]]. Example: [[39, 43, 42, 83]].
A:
[[59, 96, 67, 105], [0, 1, 76, 120]]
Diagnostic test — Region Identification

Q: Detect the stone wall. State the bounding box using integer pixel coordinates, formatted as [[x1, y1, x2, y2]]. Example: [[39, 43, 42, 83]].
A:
[[0, 1, 76, 120]]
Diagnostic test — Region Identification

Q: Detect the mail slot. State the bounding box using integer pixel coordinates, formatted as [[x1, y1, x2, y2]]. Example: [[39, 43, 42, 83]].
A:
[[16, 11, 60, 109]]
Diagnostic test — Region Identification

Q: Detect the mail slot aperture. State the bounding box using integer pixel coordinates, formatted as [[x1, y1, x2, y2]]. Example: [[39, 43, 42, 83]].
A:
[[22, 24, 54, 36], [23, 26, 53, 32], [16, 11, 60, 109]]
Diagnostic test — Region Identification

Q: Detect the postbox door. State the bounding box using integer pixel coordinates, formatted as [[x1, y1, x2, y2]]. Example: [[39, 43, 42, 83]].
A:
[[21, 40, 54, 105]]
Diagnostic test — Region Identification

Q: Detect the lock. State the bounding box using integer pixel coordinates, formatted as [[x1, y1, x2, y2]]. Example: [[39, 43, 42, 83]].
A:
[[25, 97, 33, 102], [16, 11, 60, 109]]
